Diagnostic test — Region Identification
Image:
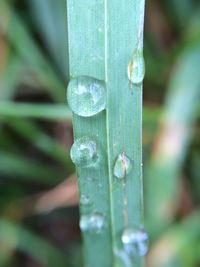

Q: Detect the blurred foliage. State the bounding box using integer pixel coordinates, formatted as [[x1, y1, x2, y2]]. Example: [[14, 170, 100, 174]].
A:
[[0, 0, 200, 266]]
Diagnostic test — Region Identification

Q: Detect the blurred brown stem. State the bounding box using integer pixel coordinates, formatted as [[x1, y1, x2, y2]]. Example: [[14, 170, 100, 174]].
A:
[[3, 174, 79, 220]]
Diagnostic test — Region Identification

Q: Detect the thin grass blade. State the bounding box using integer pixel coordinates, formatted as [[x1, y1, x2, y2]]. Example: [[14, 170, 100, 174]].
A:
[[67, 1, 113, 266]]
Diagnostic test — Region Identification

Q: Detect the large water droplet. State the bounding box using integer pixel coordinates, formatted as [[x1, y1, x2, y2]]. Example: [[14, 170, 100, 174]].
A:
[[114, 153, 132, 179], [121, 228, 149, 257], [70, 137, 98, 167], [128, 49, 145, 84], [80, 212, 105, 233], [67, 76, 106, 117]]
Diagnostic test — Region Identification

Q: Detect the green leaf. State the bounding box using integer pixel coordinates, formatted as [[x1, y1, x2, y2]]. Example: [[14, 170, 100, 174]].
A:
[[145, 42, 200, 239], [0, 151, 62, 185], [67, 1, 146, 266], [0, 1, 65, 102], [67, 1, 113, 266], [148, 211, 200, 267], [0, 55, 22, 100], [5, 117, 73, 169], [0, 219, 68, 267], [28, 0, 69, 79], [106, 1, 146, 266], [0, 102, 72, 120]]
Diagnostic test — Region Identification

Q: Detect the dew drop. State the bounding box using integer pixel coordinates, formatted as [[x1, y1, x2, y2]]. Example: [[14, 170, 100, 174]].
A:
[[114, 153, 132, 179], [128, 49, 145, 85], [80, 212, 105, 233], [70, 137, 98, 167], [86, 177, 96, 182], [98, 183, 103, 188], [67, 76, 106, 117], [80, 195, 91, 206], [121, 228, 149, 257], [114, 248, 132, 267]]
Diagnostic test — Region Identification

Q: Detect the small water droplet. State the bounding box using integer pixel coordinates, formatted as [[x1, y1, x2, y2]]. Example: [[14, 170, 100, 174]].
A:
[[128, 49, 145, 84], [86, 177, 95, 182], [122, 228, 149, 257], [98, 27, 103, 32], [98, 183, 103, 188], [114, 248, 132, 267], [114, 153, 132, 179], [70, 137, 98, 167], [80, 195, 91, 205], [67, 76, 106, 117], [80, 212, 105, 233]]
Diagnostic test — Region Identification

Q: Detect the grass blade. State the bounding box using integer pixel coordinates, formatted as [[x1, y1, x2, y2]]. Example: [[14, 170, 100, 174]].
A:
[[0, 1, 65, 102], [145, 43, 200, 239], [148, 211, 200, 267], [67, 1, 146, 266], [0, 56, 22, 100], [0, 102, 72, 120], [28, 0, 68, 79], [0, 151, 62, 185], [105, 1, 146, 266], [67, 1, 113, 266], [5, 118, 72, 168], [0, 219, 68, 267]]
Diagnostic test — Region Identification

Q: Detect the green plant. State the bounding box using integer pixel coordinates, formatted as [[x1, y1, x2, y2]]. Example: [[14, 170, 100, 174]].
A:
[[1, 0, 200, 266], [67, 1, 146, 266], [145, 40, 200, 241]]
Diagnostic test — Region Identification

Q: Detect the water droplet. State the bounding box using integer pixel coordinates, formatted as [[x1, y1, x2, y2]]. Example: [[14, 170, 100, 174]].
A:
[[128, 49, 145, 84], [67, 76, 106, 117], [80, 195, 91, 206], [114, 248, 132, 267], [114, 153, 132, 179], [80, 212, 105, 233], [122, 228, 149, 257], [86, 177, 96, 182], [70, 137, 98, 167], [98, 183, 103, 188]]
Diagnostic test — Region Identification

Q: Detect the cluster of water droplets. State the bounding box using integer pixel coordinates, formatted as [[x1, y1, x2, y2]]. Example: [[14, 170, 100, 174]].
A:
[[114, 153, 132, 179], [67, 48, 145, 239], [67, 76, 106, 117], [67, 75, 107, 234], [128, 49, 145, 85]]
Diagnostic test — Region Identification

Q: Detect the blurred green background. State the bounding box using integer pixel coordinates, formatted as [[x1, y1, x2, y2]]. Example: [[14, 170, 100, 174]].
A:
[[0, 0, 200, 266]]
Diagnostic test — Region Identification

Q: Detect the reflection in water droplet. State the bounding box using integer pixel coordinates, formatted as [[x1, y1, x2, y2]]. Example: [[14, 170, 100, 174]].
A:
[[80, 212, 105, 233], [128, 49, 145, 85], [114, 153, 132, 179], [67, 76, 106, 117], [70, 137, 98, 167], [122, 228, 149, 257]]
